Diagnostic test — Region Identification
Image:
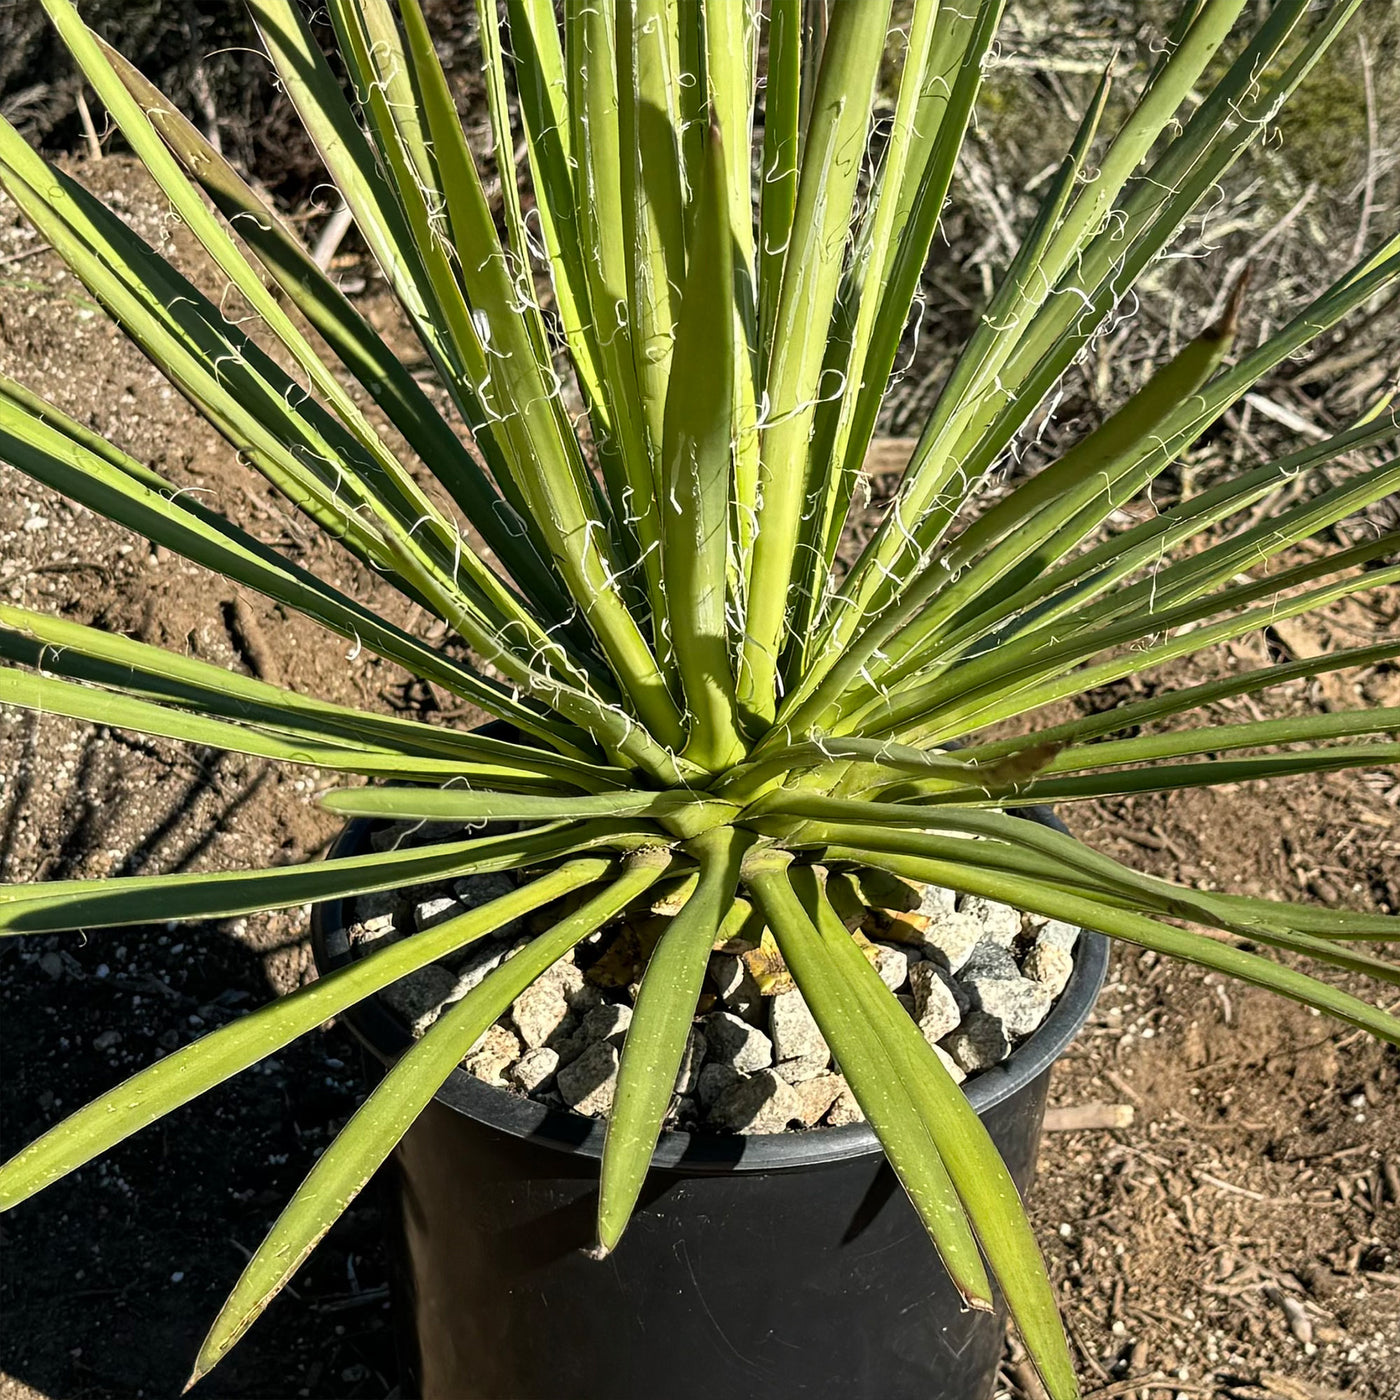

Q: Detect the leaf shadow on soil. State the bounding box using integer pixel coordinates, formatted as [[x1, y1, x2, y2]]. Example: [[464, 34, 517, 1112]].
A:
[[0, 760, 401, 1400]]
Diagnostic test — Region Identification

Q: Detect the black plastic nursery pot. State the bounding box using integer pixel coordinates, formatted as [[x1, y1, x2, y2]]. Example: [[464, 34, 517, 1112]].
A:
[[312, 809, 1108, 1400]]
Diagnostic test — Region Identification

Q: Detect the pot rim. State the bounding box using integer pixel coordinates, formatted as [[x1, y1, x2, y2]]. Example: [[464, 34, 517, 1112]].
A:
[[312, 807, 1108, 1175]]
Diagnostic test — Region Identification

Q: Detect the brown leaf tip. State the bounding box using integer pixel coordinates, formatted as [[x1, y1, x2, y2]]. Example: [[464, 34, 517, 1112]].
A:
[[1208, 263, 1252, 341]]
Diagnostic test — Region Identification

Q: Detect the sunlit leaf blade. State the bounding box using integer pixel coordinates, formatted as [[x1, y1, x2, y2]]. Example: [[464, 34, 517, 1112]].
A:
[[187, 849, 672, 1388], [742, 853, 996, 1317], [320, 785, 736, 827], [784, 865, 1080, 1400], [779, 278, 1246, 735], [739, 0, 895, 726], [597, 827, 752, 1252], [100, 40, 569, 615], [0, 598, 605, 778], [0, 858, 612, 1211], [761, 796, 1400, 962], [660, 120, 744, 770], [0, 826, 640, 934], [820, 836, 1400, 1044], [953, 642, 1400, 767]]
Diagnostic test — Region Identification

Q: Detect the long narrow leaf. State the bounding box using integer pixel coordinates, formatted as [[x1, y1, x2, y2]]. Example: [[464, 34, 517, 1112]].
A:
[[597, 826, 752, 1251], [0, 858, 613, 1210], [188, 848, 673, 1386]]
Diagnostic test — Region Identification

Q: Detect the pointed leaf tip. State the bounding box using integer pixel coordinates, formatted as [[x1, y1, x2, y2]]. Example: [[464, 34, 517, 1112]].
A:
[[1210, 263, 1252, 340]]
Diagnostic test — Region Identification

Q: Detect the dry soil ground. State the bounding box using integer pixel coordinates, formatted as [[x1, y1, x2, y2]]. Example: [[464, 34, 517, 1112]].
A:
[[0, 143, 1396, 1400]]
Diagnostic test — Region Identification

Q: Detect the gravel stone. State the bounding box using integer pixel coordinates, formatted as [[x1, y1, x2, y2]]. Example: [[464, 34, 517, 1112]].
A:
[[675, 1029, 707, 1094], [967, 975, 1053, 1037], [380, 964, 458, 1035], [919, 911, 983, 973], [826, 1087, 866, 1126], [452, 872, 526, 939], [961, 939, 1020, 981], [460, 1025, 522, 1086], [792, 1073, 846, 1126], [908, 961, 962, 1043], [355, 890, 402, 924], [350, 918, 400, 950], [870, 942, 910, 991], [704, 1010, 774, 1072], [932, 1043, 967, 1084], [695, 1061, 742, 1109], [350, 887, 401, 945], [1035, 918, 1080, 952], [511, 979, 573, 1050], [711, 954, 764, 1024], [917, 883, 957, 918], [769, 989, 828, 1065], [556, 1040, 619, 1116], [959, 895, 1023, 946], [942, 1011, 1011, 1072], [774, 1052, 831, 1084], [510, 958, 587, 1048], [581, 1002, 633, 1045], [369, 824, 407, 853], [707, 1070, 801, 1134], [414, 894, 462, 931], [443, 940, 507, 992], [1021, 941, 1074, 997], [508, 1046, 559, 1093]]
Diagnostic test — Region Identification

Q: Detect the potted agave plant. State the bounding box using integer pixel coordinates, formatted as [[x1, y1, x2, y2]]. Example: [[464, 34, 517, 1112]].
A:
[[1, 0, 1397, 1396]]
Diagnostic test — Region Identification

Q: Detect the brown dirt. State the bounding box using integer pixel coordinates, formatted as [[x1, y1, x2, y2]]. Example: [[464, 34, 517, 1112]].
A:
[[1, 157, 1396, 1400]]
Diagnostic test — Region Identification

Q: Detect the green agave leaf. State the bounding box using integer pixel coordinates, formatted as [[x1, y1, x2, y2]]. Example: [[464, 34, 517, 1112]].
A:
[[762, 797, 1400, 971], [741, 853, 994, 1315], [778, 281, 1247, 736], [702, 0, 760, 567], [937, 0, 1366, 520], [749, 856, 1082, 1400], [821, 837, 1400, 1044], [0, 857, 613, 1211], [881, 544, 1400, 741], [1029, 710, 1400, 773], [256, 0, 686, 762], [0, 825, 644, 934], [0, 666, 590, 789], [660, 119, 745, 771], [320, 785, 736, 827], [757, 0, 800, 361], [739, 0, 894, 726], [188, 848, 673, 1388], [0, 385, 588, 750], [953, 642, 1400, 767], [617, 0, 688, 475], [561, 0, 666, 629], [829, 0, 1252, 627], [100, 40, 569, 617], [40, 0, 485, 588], [994, 744, 1400, 803], [598, 826, 753, 1252], [0, 598, 603, 775], [797, 0, 1006, 636]]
